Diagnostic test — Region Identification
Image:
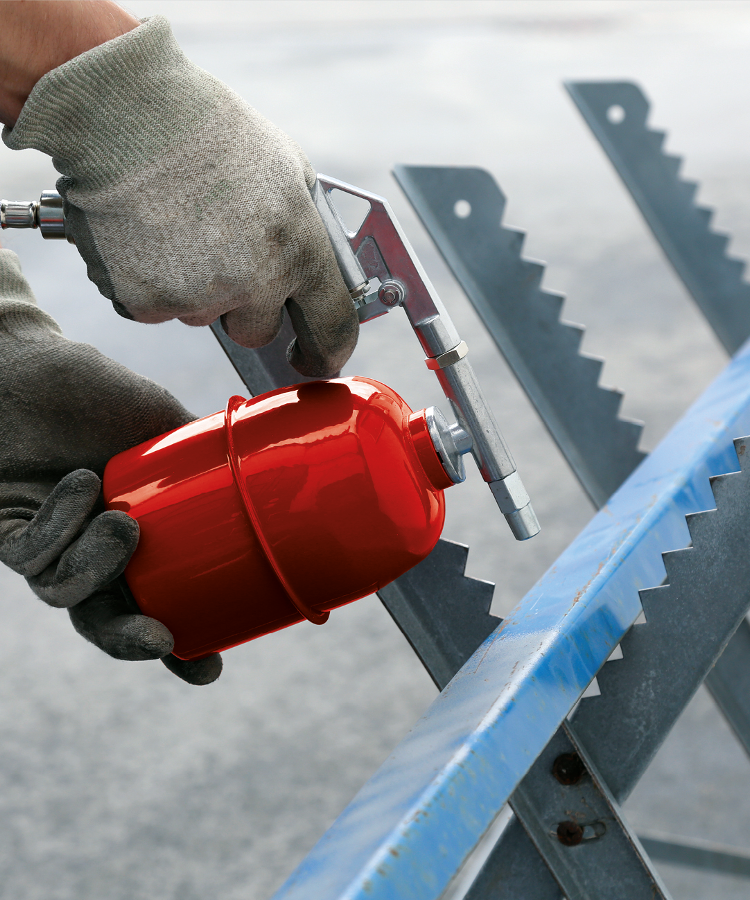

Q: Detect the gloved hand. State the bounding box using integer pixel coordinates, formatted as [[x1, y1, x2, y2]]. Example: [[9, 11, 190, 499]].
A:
[[2, 15, 358, 379], [0, 247, 221, 684]]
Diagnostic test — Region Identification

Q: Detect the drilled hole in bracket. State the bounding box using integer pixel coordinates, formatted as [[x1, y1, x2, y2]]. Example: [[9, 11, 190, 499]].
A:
[[453, 199, 472, 219], [607, 104, 626, 124]]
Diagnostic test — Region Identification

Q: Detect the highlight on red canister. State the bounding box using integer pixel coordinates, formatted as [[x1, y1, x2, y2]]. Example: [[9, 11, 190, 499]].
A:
[[103, 377, 454, 660]]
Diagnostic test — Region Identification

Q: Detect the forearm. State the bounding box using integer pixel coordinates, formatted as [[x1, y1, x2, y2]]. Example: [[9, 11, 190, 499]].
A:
[[0, 0, 138, 127]]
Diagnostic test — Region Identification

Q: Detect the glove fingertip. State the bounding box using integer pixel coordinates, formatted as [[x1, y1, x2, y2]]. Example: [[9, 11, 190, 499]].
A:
[[70, 608, 174, 660], [161, 652, 223, 685], [285, 338, 339, 379], [285, 295, 359, 379], [61, 468, 102, 495], [94, 509, 140, 547], [128, 619, 175, 659]]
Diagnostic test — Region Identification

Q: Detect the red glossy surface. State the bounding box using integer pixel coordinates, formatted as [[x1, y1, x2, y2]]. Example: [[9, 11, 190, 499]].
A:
[[103, 377, 449, 659]]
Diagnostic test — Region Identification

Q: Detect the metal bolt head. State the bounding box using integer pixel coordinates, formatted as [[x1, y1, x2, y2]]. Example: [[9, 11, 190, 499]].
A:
[[552, 752, 586, 785], [378, 279, 404, 307], [556, 820, 584, 846]]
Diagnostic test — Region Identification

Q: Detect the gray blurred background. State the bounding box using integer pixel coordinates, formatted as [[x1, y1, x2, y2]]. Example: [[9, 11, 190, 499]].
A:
[[1, 1, 749, 897]]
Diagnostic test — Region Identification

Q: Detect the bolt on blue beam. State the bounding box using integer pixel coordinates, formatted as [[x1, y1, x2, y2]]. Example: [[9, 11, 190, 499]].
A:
[[271, 339, 750, 900]]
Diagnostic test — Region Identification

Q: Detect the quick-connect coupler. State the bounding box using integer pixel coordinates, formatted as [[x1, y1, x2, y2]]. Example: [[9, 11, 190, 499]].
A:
[[0, 191, 72, 241]]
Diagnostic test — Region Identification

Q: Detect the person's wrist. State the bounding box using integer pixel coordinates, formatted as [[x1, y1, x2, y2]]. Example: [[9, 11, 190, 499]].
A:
[[0, 1, 139, 127]]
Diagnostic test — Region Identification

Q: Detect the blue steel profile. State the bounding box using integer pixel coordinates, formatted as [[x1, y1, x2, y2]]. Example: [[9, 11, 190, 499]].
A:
[[272, 336, 750, 900]]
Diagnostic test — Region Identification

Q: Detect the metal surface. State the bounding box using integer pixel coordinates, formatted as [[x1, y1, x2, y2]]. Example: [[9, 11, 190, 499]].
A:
[[316, 174, 539, 538], [465, 435, 750, 899], [311, 178, 369, 303], [271, 326, 750, 900], [704, 617, 750, 753], [378, 279, 405, 308], [394, 164, 646, 509], [564, 84, 750, 757], [638, 832, 750, 879], [575, 435, 750, 799], [424, 406, 473, 485], [399, 161, 750, 889], [37, 190, 68, 240], [566, 80, 750, 355], [1, 198, 36, 230], [1, 192, 70, 240], [424, 339, 468, 370], [209, 315, 321, 397], [507, 725, 670, 900], [378, 539, 498, 691]]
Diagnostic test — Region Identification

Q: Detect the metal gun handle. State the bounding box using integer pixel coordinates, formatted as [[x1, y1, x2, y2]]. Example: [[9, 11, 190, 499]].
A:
[[1, 179, 540, 539], [313, 175, 539, 540]]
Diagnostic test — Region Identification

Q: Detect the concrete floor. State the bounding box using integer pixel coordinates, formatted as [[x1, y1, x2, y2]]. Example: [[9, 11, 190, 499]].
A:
[[0, 1, 749, 897]]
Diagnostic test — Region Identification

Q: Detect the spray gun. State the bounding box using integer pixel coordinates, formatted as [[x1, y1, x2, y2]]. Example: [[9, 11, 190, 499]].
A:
[[1, 177, 539, 541]]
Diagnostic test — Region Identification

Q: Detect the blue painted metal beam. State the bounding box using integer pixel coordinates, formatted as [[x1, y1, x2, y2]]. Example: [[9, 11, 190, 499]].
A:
[[271, 338, 750, 900]]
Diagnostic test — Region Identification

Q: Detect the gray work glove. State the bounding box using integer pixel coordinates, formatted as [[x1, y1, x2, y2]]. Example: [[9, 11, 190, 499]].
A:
[[2, 15, 358, 379], [0, 248, 221, 685]]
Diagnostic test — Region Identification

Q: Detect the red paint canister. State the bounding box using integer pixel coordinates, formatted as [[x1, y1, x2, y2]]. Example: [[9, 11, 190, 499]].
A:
[[103, 377, 453, 660]]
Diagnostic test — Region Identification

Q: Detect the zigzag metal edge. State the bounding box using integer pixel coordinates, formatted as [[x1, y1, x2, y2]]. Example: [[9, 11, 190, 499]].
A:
[[394, 164, 645, 507], [461, 436, 750, 898], [570, 434, 750, 803], [566, 80, 750, 355], [378, 539, 499, 691]]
